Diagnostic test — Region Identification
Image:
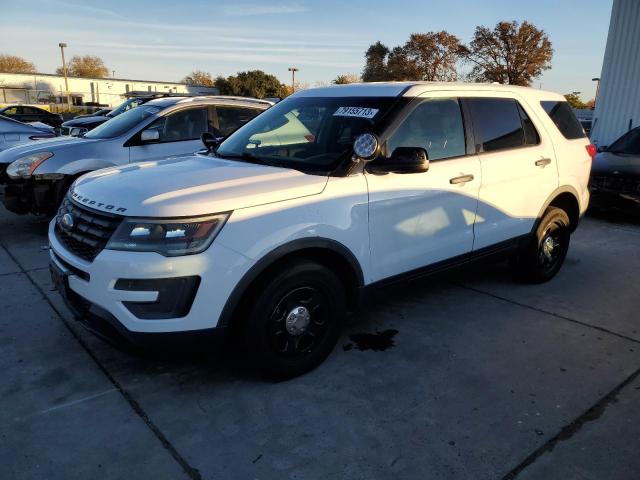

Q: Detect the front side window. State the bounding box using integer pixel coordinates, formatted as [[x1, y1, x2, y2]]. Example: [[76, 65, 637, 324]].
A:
[[2, 107, 18, 116], [213, 106, 262, 137], [387, 98, 466, 160], [540, 101, 586, 139], [144, 107, 207, 142], [216, 96, 399, 172], [608, 128, 640, 155], [85, 105, 161, 139], [467, 98, 525, 152]]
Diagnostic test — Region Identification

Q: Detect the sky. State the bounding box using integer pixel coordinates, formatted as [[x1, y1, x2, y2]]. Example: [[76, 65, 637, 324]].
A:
[[1, 0, 612, 99]]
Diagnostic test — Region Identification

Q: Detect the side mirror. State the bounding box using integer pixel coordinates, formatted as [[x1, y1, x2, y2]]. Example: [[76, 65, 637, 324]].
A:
[[597, 145, 608, 153], [368, 147, 430, 174], [201, 132, 222, 152], [69, 127, 87, 137], [140, 129, 160, 143]]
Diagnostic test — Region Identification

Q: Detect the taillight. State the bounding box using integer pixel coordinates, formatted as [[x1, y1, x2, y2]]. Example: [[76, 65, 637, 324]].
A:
[[586, 144, 597, 160]]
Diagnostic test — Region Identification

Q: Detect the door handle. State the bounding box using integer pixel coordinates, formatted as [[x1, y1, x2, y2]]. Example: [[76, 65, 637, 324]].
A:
[[535, 157, 552, 167], [449, 174, 474, 185]]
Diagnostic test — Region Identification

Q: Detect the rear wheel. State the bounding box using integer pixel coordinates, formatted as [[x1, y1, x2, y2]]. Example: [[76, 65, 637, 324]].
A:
[[510, 207, 571, 283], [242, 261, 345, 379]]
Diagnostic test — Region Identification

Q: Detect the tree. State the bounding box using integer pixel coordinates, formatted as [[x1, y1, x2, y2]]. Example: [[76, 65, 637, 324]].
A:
[[564, 93, 588, 109], [333, 73, 360, 84], [362, 32, 461, 82], [391, 32, 461, 81], [362, 41, 390, 82], [459, 21, 553, 86], [0, 54, 36, 73], [214, 70, 289, 98], [585, 98, 596, 109], [182, 70, 215, 86], [56, 55, 109, 78]]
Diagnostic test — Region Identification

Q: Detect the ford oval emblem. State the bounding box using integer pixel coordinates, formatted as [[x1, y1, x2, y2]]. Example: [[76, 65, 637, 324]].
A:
[[60, 213, 74, 230]]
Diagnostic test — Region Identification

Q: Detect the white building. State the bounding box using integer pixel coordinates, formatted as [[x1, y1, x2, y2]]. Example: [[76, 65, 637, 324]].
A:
[[0, 72, 218, 108], [591, 0, 640, 146]]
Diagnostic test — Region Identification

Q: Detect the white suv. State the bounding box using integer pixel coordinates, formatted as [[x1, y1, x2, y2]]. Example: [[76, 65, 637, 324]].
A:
[[48, 83, 594, 378]]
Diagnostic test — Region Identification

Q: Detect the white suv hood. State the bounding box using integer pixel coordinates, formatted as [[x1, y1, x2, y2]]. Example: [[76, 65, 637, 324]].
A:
[[72, 155, 328, 217]]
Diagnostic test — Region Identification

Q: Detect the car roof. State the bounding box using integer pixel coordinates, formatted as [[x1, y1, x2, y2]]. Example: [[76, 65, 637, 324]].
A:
[[294, 82, 566, 101], [143, 96, 275, 109]]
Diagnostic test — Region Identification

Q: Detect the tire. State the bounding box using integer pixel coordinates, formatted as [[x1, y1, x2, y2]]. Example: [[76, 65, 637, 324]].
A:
[[242, 261, 346, 379], [510, 207, 571, 283]]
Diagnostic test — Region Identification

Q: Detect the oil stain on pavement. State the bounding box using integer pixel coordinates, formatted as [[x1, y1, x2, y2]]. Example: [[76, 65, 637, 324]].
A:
[[343, 329, 399, 352]]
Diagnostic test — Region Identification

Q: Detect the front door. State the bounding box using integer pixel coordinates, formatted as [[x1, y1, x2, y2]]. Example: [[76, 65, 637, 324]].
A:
[[129, 106, 208, 163], [367, 94, 481, 282]]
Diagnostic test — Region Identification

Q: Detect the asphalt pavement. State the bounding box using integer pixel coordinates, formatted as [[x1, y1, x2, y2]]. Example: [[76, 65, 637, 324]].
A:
[[1, 205, 639, 480]]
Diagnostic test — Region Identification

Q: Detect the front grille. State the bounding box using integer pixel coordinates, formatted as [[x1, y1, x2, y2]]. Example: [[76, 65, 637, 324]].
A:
[[54, 197, 122, 262], [590, 174, 640, 195]]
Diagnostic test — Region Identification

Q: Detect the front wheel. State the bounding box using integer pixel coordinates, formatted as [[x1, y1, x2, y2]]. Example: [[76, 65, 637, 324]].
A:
[[510, 207, 571, 283], [242, 261, 346, 379]]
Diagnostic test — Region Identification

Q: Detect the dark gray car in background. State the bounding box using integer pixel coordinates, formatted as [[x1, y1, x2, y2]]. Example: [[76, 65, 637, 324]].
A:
[[590, 126, 640, 210]]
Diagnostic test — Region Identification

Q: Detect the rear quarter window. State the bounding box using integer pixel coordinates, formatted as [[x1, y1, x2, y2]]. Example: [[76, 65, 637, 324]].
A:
[[540, 101, 586, 139]]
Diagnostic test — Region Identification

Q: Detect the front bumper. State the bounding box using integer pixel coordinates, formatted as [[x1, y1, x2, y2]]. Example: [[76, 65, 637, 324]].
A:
[[48, 219, 254, 336], [589, 174, 640, 204], [2, 175, 67, 215]]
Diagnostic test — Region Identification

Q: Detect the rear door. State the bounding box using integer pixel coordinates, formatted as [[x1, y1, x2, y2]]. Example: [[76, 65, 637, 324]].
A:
[[463, 95, 558, 250], [128, 106, 208, 163]]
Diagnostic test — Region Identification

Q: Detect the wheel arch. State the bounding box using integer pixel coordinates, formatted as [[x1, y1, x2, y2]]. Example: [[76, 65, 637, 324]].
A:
[[536, 186, 581, 232], [217, 238, 364, 329]]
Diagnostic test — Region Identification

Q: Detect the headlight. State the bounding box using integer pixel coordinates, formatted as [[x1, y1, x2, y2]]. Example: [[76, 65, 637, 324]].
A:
[[106, 213, 230, 256], [7, 152, 54, 179]]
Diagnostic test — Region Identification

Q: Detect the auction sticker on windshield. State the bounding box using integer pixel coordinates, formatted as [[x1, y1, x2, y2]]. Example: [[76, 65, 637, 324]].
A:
[[333, 107, 379, 119]]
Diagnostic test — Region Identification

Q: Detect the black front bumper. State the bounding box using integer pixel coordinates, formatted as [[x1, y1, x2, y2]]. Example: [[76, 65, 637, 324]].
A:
[[49, 259, 223, 351], [2, 176, 66, 215], [590, 173, 640, 201]]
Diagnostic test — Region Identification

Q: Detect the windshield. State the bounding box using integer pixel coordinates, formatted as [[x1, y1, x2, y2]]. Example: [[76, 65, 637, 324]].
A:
[[609, 128, 640, 155], [106, 98, 145, 118], [216, 96, 399, 172], [85, 105, 160, 139]]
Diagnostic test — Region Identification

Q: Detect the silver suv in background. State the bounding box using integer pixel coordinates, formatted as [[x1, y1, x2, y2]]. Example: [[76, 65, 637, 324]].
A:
[[0, 96, 272, 215]]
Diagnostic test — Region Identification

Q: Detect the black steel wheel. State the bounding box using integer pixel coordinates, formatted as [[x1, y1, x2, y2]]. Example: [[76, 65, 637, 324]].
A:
[[243, 261, 345, 379], [510, 207, 571, 283]]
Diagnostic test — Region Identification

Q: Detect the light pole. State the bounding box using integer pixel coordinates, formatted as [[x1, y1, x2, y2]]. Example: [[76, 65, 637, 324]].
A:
[[288, 67, 299, 93], [592, 77, 601, 108], [58, 42, 70, 111], [112, 70, 115, 79]]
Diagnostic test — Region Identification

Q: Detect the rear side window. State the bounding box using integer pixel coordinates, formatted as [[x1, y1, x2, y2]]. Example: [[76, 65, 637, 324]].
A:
[[214, 107, 262, 137], [540, 101, 586, 139], [467, 98, 526, 152], [517, 104, 540, 145]]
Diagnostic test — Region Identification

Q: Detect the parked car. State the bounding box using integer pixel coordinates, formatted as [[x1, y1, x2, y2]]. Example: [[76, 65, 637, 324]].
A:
[[73, 108, 112, 119], [0, 115, 56, 152], [590, 126, 640, 209], [0, 105, 63, 129], [0, 96, 272, 215], [47, 82, 594, 378], [60, 96, 155, 136]]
